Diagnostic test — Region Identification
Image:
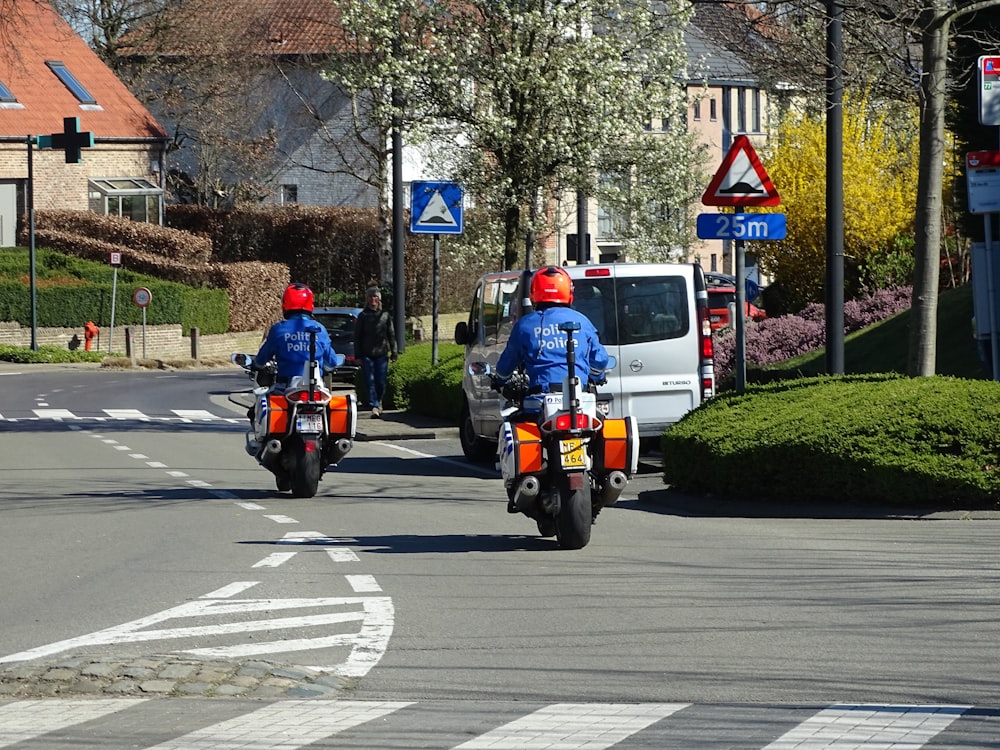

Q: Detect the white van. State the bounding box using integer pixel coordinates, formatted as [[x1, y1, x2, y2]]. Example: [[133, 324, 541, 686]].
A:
[[454, 263, 716, 462]]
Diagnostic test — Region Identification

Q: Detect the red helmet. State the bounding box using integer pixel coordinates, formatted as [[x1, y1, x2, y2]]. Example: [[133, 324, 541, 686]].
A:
[[282, 283, 314, 313], [529, 266, 574, 305]]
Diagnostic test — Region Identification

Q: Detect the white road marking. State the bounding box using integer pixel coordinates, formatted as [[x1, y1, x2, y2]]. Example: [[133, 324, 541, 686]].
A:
[[0, 592, 395, 678], [346, 575, 381, 592], [172, 409, 218, 420], [33, 408, 75, 419], [453, 703, 689, 749], [253, 552, 297, 568], [280, 531, 356, 544], [166, 470, 188, 477], [128, 453, 148, 458], [763, 704, 969, 750], [143, 700, 412, 750], [264, 514, 298, 524], [235, 501, 264, 509], [185, 479, 212, 488], [0, 699, 148, 749], [327, 548, 360, 562], [375, 440, 500, 477], [146, 461, 167, 468], [201, 582, 258, 598], [113, 445, 131, 451], [104, 409, 149, 420]]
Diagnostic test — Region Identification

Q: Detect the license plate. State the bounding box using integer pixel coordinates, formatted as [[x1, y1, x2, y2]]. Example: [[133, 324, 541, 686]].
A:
[[296, 413, 324, 433], [559, 438, 586, 469]]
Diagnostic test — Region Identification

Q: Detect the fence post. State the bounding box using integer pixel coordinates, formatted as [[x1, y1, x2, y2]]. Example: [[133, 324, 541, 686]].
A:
[[125, 326, 136, 366], [190, 327, 200, 362]]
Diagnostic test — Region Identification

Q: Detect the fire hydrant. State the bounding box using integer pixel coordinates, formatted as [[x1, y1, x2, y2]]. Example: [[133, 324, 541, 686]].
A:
[[83, 321, 99, 351]]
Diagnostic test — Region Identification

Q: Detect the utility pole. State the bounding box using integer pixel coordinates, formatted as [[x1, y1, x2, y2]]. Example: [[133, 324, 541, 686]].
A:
[[825, 0, 845, 374]]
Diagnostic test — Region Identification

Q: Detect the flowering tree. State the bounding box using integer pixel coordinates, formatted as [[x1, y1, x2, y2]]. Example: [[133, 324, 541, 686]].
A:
[[757, 92, 920, 312], [335, 0, 699, 269]]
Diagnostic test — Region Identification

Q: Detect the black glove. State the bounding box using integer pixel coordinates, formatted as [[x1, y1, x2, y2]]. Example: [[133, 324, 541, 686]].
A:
[[490, 374, 507, 393]]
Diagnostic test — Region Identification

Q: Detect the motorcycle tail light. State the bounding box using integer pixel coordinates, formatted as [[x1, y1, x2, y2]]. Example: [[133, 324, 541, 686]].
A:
[[549, 413, 593, 431], [287, 390, 326, 402]]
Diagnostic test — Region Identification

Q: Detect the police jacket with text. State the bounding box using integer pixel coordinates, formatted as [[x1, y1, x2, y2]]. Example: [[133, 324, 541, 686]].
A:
[[495, 305, 609, 392], [254, 313, 338, 380]]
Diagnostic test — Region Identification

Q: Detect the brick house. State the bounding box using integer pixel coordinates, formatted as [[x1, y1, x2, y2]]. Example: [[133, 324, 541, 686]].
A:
[[0, 1, 169, 248]]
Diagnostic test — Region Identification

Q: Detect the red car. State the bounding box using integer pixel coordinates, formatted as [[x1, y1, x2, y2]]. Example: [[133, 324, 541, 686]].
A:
[[707, 286, 766, 331]]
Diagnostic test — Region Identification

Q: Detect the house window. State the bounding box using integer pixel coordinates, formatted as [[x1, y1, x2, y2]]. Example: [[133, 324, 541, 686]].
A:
[[0, 79, 22, 109], [693, 99, 701, 122], [280, 184, 298, 204], [737, 87, 747, 133], [46, 60, 97, 105], [752, 88, 762, 133], [709, 98, 717, 121], [88, 178, 163, 224]]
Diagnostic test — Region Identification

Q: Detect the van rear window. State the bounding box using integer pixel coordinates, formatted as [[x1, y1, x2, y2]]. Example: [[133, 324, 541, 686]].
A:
[[572, 275, 689, 345]]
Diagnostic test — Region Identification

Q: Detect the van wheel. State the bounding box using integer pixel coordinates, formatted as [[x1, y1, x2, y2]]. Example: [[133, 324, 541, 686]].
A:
[[460, 400, 496, 463]]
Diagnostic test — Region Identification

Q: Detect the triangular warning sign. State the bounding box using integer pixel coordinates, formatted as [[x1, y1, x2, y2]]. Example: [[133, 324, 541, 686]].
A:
[[415, 190, 458, 227], [702, 135, 780, 207]]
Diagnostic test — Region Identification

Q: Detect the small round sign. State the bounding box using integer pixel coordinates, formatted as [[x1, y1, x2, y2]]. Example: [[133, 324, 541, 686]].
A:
[[132, 287, 152, 308]]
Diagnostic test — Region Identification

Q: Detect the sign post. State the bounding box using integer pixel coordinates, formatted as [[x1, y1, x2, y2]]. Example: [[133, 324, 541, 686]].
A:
[[410, 181, 465, 364], [133, 287, 152, 359], [108, 253, 121, 353], [700, 135, 781, 393]]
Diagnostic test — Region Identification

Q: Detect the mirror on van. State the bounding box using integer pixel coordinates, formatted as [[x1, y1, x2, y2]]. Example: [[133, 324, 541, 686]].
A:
[[454, 321, 469, 345], [606, 355, 617, 371]]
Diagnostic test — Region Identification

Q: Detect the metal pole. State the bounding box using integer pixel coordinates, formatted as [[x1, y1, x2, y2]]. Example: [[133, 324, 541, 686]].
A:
[[142, 307, 147, 359], [576, 190, 589, 264], [109, 266, 117, 353], [432, 233, 440, 365], [825, 0, 845, 374], [735, 213, 747, 394], [27, 137, 38, 351]]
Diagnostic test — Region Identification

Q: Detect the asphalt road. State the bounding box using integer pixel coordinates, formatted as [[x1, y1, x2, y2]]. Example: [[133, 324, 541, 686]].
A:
[[0, 364, 998, 749]]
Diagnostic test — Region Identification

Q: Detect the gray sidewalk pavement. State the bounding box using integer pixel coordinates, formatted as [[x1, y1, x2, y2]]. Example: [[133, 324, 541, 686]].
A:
[[354, 407, 459, 442]]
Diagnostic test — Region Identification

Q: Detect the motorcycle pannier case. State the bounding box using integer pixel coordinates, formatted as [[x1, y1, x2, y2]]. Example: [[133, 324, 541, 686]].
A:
[[327, 394, 357, 438], [593, 416, 639, 476], [500, 421, 544, 477], [266, 393, 290, 435]]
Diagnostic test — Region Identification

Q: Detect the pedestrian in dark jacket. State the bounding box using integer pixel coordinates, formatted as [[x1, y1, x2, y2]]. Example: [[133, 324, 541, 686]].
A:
[[355, 286, 397, 417]]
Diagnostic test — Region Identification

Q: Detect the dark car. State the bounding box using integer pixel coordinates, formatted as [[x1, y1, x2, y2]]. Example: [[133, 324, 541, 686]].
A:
[[313, 306, 363, 382]]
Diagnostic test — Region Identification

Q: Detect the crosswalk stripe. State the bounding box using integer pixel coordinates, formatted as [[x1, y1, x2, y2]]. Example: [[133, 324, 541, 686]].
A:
[[172, 409, 219, 420], [763, 704, 969, 749], [104, 409, 149, 420], [0, 698, 147, 748], [143, 700, 412, 750], [453, 702, 689, 749], [32, 408, 75, 419]]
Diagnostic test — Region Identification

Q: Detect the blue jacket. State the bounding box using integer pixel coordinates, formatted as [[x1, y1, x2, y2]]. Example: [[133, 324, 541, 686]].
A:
[[255, 314, 339, 380], [495, 306, 609, 391]]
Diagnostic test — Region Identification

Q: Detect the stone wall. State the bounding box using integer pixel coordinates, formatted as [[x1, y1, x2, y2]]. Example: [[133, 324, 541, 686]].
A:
[[0, 321, 264, 360]]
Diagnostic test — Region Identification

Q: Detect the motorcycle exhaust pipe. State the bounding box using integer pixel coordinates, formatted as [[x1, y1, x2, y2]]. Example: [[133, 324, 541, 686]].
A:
[[262, 439, 282, 458], [599, 470, 629, 507], [326, 438, 354, 465], [514, 475, 540, 512]]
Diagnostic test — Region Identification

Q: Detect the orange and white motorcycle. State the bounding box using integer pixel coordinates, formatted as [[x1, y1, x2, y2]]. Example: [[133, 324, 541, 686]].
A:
[[474, 321, 639, 549], [230, 335, 355, 497]]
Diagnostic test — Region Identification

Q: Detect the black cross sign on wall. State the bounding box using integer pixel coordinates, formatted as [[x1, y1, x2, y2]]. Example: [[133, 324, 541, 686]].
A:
[[36, 116, 94, 163]]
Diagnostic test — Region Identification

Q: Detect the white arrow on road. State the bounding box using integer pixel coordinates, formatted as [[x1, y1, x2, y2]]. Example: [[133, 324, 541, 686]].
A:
[[253, 531, 361, 568]]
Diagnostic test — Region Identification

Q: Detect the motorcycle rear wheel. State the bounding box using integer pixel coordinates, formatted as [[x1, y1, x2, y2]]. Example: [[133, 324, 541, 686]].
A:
[[554, 474, 592, 549], [288, 437, 322, 498]]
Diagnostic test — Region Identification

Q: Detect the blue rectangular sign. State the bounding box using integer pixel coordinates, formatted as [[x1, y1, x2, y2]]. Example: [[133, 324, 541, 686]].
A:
[[697, 212, 786, 241], [410, 181, 464, 234]]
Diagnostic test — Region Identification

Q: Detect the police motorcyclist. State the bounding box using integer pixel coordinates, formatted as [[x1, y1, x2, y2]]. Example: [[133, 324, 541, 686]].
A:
[[254, 283, 340, 383], [493, 266, 609, 395]]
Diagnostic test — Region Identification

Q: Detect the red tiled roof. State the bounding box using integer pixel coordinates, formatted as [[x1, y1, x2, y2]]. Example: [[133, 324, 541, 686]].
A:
[[126, 0, 349, 57], [0, 2, 166, 139]]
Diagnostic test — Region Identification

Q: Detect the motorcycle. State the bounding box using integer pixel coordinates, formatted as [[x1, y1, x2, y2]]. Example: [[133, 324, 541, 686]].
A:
[[229, 335, 356, 498], [472, 321, 639, 549]]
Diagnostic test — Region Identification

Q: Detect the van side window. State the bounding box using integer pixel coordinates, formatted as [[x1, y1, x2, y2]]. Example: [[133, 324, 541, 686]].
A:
[[617, 277, 689, 344], [468, 283, 483, 343], [572, 278, 616, 345], [482, 279, 503, 345], [497, 278, 520, 343]]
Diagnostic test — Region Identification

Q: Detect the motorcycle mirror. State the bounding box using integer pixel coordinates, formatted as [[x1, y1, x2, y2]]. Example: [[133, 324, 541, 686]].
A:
[[606, 356, 617, 370], [468, 362, 491, 376], [232, 353, 250, 367]]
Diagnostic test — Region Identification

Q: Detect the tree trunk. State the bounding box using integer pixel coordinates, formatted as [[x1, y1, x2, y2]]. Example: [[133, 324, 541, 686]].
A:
[[908, 11, 951, 377]]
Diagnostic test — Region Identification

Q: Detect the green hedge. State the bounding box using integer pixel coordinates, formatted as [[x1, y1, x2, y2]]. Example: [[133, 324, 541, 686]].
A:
[[0, 249, 229, 334], [661, 374, 1000, 508], [355, 341, 465, 422]]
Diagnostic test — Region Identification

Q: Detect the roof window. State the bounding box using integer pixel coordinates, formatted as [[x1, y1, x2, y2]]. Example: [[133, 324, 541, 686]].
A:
[[46, 60, 98, 106], [0, 79, 22, 109]]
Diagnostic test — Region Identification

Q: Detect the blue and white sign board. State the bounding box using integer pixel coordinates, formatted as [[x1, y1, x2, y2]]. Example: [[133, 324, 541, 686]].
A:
[[410, 181, 464, 234], [696, 212, 786, 241]]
